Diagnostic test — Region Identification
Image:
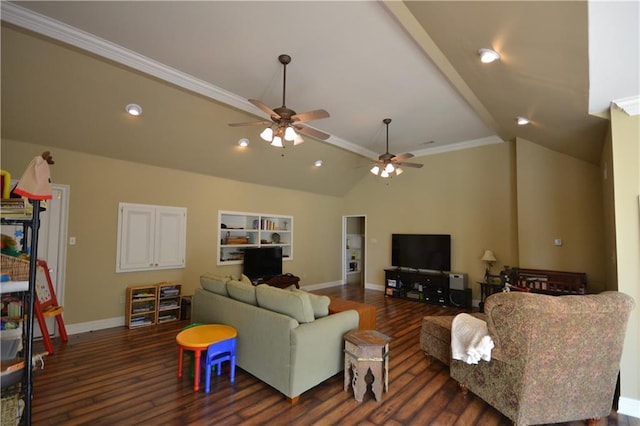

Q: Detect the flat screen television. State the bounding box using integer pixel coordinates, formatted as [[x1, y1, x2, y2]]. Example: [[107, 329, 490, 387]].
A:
[[391, 234, 451, 272], [243, 247, 283, 281]]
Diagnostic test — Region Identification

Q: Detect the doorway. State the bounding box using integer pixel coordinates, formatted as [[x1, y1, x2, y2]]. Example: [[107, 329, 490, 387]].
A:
[[342, 215, 366, 287]]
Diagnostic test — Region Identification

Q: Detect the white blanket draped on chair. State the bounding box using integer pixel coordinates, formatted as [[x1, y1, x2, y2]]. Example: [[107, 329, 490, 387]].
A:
[[451, 313, 494, 364]]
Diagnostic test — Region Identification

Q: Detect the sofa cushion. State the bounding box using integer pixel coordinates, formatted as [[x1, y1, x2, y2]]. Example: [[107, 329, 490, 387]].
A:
[[256, 285, 315, 323], [200, 273, 231, 296], [241, 274, 253, 285], [226, 280, 257, 305], [291, 288, 330, 318]]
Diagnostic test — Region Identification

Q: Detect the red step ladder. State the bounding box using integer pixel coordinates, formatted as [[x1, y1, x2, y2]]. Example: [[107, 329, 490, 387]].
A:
[[35, 259, 68, 354]]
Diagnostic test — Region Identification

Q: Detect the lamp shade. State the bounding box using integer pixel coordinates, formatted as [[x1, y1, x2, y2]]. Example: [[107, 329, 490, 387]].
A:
[[260, 127, 274, 142], [271, 136, 283, 148], [480, 249, 497, 262], [284, 126, 297, 141]]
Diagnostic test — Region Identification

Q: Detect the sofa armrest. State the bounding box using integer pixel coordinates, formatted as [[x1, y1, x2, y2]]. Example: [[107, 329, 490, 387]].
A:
[[289, 309, 359, 397]]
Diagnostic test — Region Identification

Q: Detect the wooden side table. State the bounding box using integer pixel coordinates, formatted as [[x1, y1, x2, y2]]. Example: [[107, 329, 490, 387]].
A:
[[344, 329, 391, 402], [477, 281, 504, 313], [176, 324, 237, 391], [328, 297, 376, 330]]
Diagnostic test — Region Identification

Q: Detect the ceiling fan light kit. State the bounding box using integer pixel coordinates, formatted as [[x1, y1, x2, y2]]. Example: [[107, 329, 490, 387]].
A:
[[370, 118, 423, 178], [271, 136, 283, 148], [228, 54, 330, 148]]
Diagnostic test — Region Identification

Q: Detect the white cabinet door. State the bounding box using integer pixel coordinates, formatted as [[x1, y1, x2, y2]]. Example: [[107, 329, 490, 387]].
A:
[[154, 207, 186, 269], [117, 203, 186, 272]]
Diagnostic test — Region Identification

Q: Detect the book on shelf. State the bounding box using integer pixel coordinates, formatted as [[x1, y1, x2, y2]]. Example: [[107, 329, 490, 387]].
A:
[[1, 198, 33, 218]]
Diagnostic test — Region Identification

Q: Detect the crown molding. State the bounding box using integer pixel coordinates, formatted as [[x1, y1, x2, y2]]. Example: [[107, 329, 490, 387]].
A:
[[0, 3, 267, 122], [412, 135, 504, 158], [612, 96, 640, 116], [1, 3, 385, 155], [1, 2, 505, 160]]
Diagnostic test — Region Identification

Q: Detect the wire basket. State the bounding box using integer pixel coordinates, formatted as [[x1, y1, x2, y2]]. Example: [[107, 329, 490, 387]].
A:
[[0, 254, 30, 281], [0, 383, 23, 426]]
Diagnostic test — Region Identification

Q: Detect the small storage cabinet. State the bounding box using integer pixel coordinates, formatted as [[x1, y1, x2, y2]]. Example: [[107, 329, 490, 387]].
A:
[[384, 268, 449, 306], [126, 285, 158, 328], [157, 282, 182, 323]]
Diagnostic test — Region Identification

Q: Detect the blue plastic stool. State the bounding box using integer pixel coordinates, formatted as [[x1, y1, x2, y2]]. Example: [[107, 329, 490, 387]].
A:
[[201, 337, 237, 393]]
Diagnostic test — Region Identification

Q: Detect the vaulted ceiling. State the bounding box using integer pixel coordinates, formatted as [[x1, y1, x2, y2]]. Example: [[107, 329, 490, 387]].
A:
[[2, 1, 638, 196]]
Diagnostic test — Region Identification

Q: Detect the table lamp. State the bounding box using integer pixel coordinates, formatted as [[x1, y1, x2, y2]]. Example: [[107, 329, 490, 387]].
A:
[[481, 249, 497, 280]]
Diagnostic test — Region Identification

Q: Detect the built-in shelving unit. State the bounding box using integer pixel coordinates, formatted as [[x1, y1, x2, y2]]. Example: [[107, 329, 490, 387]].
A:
[[346, 234, 362, 274], [218, 210, 293, 265]]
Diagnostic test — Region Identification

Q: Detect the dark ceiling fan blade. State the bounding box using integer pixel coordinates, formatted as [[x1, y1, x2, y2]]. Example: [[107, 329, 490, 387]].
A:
[[294, 125, 330, 140], [228, 120, 272, 127], [291, 109, 330, 123], [392, 152, 414, 161], [397, 161, 423, 168], [249, 99, 281, 119]]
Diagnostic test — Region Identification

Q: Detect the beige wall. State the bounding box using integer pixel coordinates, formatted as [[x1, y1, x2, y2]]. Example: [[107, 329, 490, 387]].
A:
[[3, 137, 614, 312], [342, 140, 607, 299], [516, 138, 607, 292], [342, 142, 519, 297], [2, 139, 343, 324], [609, 107, 640, 410], [601, 128, 618, 292]]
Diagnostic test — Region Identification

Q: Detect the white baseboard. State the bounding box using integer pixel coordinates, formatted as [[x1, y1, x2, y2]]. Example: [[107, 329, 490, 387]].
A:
[[65, 316, 125, 335], [618, 396, 640, 419], [302, 280, 343, 291], [364, 283, 384, 292]]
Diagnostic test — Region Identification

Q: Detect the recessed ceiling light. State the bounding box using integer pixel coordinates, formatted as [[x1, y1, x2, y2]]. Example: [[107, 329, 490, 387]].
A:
[[125, 103, 142, 116], [238, 138, 249, 147], [516, 116, 530, 125], [313, 160, 323, 167], [478, 48, 500, 64]]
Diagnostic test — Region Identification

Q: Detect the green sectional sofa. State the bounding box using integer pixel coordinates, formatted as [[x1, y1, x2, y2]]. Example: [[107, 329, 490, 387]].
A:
[[191, 273, 359, 402]]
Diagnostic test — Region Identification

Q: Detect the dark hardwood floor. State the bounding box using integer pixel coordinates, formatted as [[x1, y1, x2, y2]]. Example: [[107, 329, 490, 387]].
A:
[[30, 284, 638, 425]]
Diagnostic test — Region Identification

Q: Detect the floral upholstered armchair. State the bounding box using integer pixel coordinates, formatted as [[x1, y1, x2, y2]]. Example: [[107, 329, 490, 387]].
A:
[[450, 291, 635, 426]]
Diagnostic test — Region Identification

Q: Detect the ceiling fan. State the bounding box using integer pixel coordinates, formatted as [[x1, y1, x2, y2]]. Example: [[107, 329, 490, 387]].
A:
[[228, 54, 330, 147], [371, 118, 423, 177]]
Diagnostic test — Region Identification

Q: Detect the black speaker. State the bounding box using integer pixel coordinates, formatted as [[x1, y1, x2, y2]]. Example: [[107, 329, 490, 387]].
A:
[[449, 288, 472, 308]]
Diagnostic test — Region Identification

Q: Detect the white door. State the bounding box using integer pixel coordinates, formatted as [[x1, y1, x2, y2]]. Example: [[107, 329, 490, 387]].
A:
[[33, 185, 69, 338]]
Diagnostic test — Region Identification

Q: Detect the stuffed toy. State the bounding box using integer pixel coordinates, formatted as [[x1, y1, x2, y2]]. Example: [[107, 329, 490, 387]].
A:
[[0, 234, 20, 257]]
